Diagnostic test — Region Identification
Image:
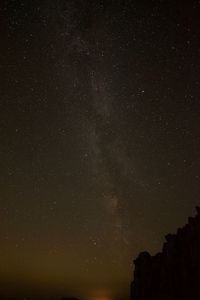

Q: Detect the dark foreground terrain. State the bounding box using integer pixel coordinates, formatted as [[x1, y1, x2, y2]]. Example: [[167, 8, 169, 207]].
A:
[[130, 207, 200, 300]]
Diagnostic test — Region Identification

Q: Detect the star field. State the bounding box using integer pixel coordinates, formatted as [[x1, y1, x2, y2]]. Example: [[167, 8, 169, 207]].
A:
[[0, 1, 200, 299]]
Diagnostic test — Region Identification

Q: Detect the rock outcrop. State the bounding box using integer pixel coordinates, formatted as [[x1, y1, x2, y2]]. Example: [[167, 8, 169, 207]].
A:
[[130, 207, 200, 300]]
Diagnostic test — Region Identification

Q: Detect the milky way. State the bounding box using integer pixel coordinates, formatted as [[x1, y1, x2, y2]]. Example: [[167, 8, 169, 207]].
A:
[[1, 1, 200, 299]]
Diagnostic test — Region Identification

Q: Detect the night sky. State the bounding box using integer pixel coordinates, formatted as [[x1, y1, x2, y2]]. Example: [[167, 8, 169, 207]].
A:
[[1, 0, 200, 299]]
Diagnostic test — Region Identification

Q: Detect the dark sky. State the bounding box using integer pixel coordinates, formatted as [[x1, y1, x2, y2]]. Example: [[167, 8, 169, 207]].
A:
[[1, 0, 200, 299]]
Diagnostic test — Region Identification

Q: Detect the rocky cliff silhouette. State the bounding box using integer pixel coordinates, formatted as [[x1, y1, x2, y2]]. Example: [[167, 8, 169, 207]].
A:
[[130, 207, 200, 300]]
